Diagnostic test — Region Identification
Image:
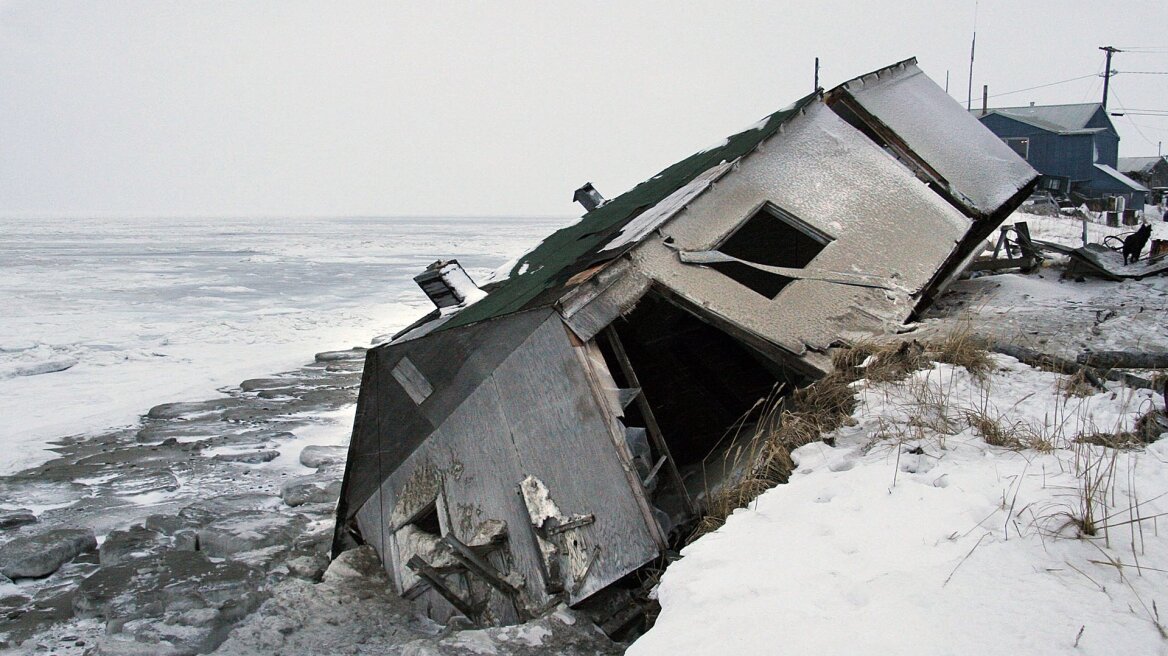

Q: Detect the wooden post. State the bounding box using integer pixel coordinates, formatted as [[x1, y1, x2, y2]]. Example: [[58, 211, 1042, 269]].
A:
[[603, 327, 694, 516], [406, 555, 482, 624]]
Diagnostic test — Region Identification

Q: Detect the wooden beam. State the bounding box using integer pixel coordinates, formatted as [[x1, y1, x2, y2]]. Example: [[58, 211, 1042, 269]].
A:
[[967, 256, 1037, 272], [406, 555, 481, 624], [603, 327, 694, 516], [994, 344, 1158, 392], [442, 534, 530, 622], [441, 535, 523, 596]]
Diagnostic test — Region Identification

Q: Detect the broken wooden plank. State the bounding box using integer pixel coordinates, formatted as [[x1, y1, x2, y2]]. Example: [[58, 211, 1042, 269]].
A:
[[967, 256, 1037, 272], [515, 488, 562, 595], [406, 555, 481, 623], [572, 545, 603, 594], [1013, 222, 1041, 262], [402, 579, 431, 601], [441, 534, 523, 596], [642, 456, 668, 488]]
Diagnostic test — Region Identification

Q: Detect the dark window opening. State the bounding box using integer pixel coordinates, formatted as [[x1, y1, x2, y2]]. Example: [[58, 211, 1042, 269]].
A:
[[708, 203, 831, 298], [1003, 137, 1029, 160], [409, 500, 441, 536]]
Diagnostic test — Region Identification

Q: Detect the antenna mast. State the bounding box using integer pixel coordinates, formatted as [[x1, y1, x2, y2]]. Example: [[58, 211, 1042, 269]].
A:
[[966, 1, 978, 110]]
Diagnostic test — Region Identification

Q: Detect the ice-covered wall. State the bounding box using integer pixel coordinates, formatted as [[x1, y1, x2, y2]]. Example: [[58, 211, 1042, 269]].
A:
[[629, 101, 971, 370]]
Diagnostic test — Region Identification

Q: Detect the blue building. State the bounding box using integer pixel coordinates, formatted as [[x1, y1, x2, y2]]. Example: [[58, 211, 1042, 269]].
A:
[[975, 103, 1146, 210]]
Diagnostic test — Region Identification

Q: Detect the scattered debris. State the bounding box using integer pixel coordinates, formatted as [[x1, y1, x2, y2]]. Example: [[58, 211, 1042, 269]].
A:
[[1032, 237, 1168, 280]]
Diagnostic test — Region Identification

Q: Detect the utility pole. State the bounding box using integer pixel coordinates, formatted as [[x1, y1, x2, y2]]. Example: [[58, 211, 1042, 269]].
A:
[[1099, 46, 1120, 109], [814, 57, 820, 92]]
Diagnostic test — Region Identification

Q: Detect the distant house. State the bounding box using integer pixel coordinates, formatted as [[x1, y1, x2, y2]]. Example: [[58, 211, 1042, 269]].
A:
[[1118, 156, 1168, 202], [976, 103, 1147, 209], [333, 58, 1037, 628]]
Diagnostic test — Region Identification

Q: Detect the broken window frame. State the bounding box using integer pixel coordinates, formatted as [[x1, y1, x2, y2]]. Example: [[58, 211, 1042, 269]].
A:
[[392, 490, 450, 596], [706, 200, 834, 299]]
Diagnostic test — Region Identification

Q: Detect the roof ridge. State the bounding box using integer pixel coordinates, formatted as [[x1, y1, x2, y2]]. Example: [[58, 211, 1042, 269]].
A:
[[433, 90, 821, 332]]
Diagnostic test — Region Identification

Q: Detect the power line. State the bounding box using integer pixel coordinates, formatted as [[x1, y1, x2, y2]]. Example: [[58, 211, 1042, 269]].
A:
[[1117, 71, 1168, 75], [1122, 120, 1168, 131], [985, 73, 1098, 99], [1110, 87, 1158, 148]]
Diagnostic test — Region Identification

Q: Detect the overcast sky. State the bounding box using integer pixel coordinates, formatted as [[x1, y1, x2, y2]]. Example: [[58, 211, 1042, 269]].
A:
[[1, 1, 1164, 219]]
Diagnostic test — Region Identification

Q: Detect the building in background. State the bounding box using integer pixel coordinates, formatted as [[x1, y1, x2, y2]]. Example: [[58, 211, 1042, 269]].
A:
[[1118, 156, 1168, 205], [976, 103, 1147, 211]]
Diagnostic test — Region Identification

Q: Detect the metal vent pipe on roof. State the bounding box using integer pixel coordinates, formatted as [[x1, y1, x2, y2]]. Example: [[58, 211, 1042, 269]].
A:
[[573, 183, 607, 212]]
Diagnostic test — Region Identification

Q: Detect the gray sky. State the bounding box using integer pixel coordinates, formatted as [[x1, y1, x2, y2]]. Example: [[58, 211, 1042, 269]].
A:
[[1, 1, 1165, 218]]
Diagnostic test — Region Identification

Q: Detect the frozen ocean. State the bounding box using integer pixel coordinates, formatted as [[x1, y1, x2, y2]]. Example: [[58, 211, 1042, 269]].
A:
[[0, 215, 567, 475]]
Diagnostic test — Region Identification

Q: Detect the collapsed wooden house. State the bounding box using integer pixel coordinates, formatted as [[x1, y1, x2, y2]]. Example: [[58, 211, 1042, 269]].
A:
[[332, 58, 1039, 627]]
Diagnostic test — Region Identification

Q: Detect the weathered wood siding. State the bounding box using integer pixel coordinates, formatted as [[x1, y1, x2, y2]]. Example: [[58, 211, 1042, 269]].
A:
[[492, 315, 661, 602], [354, 310, 659, 618], [339, 309, 551, 526]]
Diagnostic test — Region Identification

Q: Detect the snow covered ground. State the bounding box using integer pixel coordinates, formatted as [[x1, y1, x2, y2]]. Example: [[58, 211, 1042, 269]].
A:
[[633, 356, 1168, 655], [0, 215, 567, 474], [631, 210, 1168, 656]]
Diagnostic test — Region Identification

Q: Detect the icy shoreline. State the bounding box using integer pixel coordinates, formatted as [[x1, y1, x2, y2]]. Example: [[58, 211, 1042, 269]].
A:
[[0, 215, 569, 475]]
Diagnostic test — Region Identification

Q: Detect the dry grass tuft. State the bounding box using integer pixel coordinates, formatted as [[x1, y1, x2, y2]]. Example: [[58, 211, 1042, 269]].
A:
[[1058, 370, 1100, 398], [929, 324, 994, 380], [965, 410, 1024, 449], [1038, 443, 1119, 538], [689, 373, 855, 542], [689, 327, 998, 543], [835, 339, 929, 383], [963, 408, 1057, 452]]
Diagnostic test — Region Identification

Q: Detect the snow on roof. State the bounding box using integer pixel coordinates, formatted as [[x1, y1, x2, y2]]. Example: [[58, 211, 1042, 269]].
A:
[[1094, 163, 1149, 192], [977, 103, 1106, 134], [600, 159, 736, 252], [1117, 156, 1164, 175], [841, 60, 1037, 216]]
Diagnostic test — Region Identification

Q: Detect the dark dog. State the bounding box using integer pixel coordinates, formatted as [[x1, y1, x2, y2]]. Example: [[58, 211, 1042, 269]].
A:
[[1123, 223, 1152, 265]]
